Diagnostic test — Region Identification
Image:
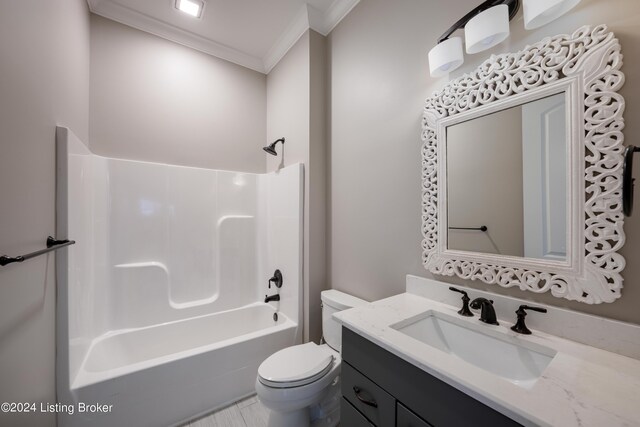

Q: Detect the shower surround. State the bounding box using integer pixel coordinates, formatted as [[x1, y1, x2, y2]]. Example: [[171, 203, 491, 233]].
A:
[[55, 127, 303, 427]]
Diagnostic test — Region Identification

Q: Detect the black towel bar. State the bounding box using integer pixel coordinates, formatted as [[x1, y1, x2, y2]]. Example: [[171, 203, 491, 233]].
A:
[[623, 145, 639, 217], [0, 236, 76, 267]]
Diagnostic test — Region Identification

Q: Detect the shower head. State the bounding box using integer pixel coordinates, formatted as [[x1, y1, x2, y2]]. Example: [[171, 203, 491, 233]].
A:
[[263, 146, 277, 156], [263, 138, 285, 156]]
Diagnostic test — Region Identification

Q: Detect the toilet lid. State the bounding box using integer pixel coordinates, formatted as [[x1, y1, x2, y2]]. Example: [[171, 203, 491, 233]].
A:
[[258, 342, 334, 388]]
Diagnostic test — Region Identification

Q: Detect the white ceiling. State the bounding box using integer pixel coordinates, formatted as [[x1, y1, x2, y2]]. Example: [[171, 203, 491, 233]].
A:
[[87, 0, 360, 73]]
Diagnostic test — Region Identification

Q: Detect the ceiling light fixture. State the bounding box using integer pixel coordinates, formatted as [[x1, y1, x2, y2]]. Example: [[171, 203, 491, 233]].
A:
[[523, 0, 582, 30], [175, 0, 204, 18]]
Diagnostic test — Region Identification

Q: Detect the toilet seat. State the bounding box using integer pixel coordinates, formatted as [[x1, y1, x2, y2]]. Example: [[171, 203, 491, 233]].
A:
[[258, 342, 335, 388]]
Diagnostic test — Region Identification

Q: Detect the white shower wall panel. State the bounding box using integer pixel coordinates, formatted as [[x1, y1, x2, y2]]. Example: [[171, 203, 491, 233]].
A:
[[107, 159, 259, 329], [258, 167, 304, 327], [166, 165, 217, 304], [65, 134, 110, 384]]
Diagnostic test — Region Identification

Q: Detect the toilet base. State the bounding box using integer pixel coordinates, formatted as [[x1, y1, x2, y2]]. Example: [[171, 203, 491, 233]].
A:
[[267, 408, 309, 427]]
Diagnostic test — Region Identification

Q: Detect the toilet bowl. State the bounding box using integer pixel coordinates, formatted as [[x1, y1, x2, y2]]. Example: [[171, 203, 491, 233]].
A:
[[255, 290, 368, 427]]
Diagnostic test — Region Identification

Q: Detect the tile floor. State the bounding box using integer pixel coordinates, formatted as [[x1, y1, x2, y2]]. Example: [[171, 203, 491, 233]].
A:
[[183, 395, 269, 427]]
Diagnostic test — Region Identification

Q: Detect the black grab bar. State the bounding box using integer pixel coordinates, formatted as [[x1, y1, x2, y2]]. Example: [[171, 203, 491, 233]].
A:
[[0, 236, 76, 267]]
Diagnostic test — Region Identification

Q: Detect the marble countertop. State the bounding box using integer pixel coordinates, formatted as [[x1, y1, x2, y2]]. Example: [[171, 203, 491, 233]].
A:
[[334, 293, 640, 427]]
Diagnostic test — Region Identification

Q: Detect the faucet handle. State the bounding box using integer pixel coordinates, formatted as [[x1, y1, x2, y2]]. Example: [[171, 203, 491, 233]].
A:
[[449, 287, 473, 317], [269, 269, 283, 289], [519, 304, 547, 314], [511, 304, 547, 335]]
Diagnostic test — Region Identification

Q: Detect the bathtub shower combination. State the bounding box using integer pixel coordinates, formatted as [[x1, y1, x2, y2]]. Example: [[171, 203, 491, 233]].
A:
[[55, 127, 304, 427]]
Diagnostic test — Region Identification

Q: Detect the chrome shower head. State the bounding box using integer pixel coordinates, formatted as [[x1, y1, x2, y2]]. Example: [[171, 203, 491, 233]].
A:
[[263, 138, 285, 156]]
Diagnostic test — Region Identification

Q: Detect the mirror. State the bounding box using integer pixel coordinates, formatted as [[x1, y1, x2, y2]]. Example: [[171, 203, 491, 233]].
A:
[[421, 25, 627, 304], [446, 93, 567, 261]]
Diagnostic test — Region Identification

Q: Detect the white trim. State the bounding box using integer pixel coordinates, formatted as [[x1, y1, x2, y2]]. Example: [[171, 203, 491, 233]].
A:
[[87, 0, 361, 75], [421, 25, 627, 304], [312, 0, 361, 35], [262, 4, 312, 74], [88, 0, 265, 72]]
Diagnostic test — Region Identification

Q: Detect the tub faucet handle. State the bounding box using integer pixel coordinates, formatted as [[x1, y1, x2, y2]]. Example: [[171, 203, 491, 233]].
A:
[[268, 269, 283, 289]]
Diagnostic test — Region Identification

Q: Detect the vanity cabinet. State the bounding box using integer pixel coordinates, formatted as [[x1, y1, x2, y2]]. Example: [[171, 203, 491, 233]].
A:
[[341, 327, 521, 427]]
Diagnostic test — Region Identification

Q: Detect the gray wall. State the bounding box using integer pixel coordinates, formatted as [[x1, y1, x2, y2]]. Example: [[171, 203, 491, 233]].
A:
[[0, 1, 90, 426], [308, 30, 328, 344], [266, 30, 327, 343], [327, 0, 640, 324], [90, 15, 267, 172]]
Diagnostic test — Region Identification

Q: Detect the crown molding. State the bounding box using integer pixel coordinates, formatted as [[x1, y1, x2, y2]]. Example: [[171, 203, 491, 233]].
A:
[[87, 0, 361, 75], [87, 0, 266, 73], [313, 0, 360, 35], [262, 5, 311, 74]]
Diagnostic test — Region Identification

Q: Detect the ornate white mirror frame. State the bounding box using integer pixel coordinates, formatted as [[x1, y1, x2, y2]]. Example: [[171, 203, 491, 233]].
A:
[[421, 25, 626, 304]]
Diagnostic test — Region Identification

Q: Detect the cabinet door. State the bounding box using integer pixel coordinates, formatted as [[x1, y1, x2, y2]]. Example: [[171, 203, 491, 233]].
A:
[[342, 362, 396, 427], [397, 403, 432, 427], [341, 397, 375, 427]]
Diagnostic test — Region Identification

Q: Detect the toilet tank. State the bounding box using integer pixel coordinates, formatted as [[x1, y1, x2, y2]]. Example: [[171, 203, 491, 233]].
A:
[[321, 290, 368, 352]]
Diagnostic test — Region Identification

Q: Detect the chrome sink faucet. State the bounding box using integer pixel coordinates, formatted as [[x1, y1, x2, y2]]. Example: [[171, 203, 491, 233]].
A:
[[470, 298, 499, 325]]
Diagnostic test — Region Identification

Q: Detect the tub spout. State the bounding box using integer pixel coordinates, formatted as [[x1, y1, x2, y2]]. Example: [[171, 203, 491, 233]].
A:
[[264, 294, 280, 303]]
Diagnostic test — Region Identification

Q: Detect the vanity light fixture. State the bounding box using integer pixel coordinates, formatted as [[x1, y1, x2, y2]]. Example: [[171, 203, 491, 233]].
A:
[[428, 37, 464, 77], [523, 0, 582, 30], [465, 5, 511, 54], [427, 0, 520, 77], [175, 0, 205, 18]]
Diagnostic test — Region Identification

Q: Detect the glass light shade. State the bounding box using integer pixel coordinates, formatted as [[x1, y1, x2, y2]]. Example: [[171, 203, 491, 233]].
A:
[[523, 0, 582, 30], [465, 5, 510, 54], [428, 37, 464, 78]]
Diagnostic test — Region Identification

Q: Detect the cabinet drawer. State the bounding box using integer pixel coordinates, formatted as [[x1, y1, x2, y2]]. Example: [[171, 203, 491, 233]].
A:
[[342, 361, 395, 427], [341, 397, 375, 427], [397, 402, 432, 427]]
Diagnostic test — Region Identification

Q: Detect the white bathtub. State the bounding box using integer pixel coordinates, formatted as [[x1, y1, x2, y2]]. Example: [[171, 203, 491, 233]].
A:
[[59, 304, 298, 427]]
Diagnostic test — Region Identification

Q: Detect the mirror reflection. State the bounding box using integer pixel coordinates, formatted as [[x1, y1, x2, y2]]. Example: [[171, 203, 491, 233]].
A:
[[446, 93, 567, 261]]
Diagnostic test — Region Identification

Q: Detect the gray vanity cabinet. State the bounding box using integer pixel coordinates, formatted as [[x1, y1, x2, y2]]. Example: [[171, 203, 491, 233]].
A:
[[341, 396, 375, 427], [341, 327, 522, 427], [397, 403, 431, 427]]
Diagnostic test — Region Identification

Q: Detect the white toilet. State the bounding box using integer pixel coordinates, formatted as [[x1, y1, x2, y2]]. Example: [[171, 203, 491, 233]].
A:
[[255, 290, 368, 427]]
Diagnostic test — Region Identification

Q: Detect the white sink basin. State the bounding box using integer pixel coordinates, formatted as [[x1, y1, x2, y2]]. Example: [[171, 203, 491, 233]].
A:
[[391, 311, 556, 389]]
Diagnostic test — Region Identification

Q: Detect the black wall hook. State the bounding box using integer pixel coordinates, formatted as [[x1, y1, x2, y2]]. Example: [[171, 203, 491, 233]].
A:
[[623, 145, 639, 217]]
